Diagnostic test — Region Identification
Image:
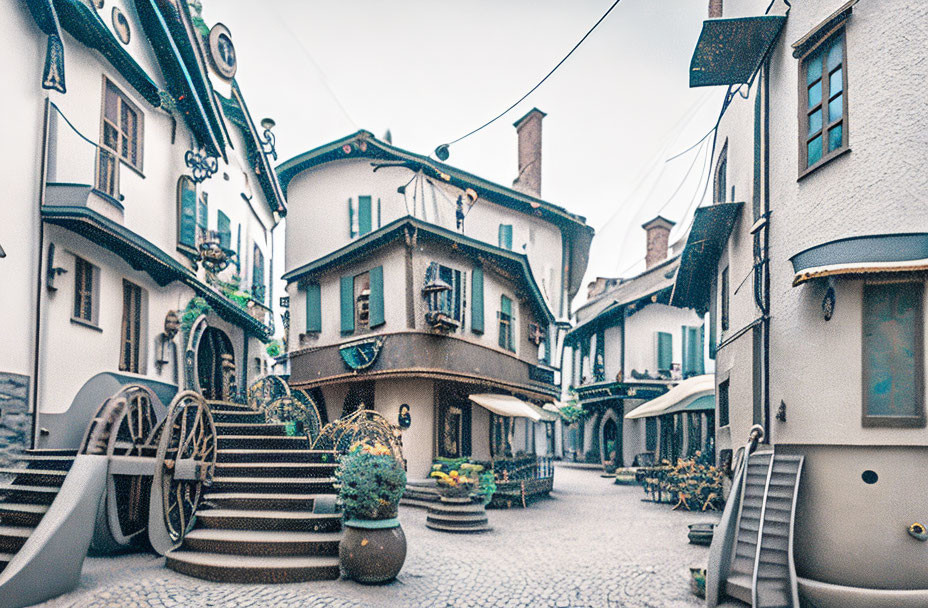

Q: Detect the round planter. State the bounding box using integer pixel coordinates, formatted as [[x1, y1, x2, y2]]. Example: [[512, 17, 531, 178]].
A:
[[339, 518, 407, 584], [426, 495, 491, 533]]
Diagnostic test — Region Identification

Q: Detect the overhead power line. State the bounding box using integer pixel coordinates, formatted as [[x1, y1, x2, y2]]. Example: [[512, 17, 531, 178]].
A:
[[439, 0, 623, 152]]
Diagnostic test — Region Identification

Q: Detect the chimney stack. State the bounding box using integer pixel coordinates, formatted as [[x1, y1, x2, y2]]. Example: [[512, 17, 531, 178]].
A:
[[512, 108, 546, 198], [708, 0, 723, 18], [642, 216, 676, 270]]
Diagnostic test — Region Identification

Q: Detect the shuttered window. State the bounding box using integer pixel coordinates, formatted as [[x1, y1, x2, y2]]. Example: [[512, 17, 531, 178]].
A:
[[252, 245, 265, 303], [498, 224, 513, 250], [217, 210, 231, 251], [73, 257, 97, 324], [657, 332, 672, 372], [499, 295, 514, 351], [681, 326, 704, 377], [119, 280, 143, 373], [305, 282, 321, 333], [177, 176, 197, 253], [349, 196, 376, 238], [720, 266, 730, 332], [471, 267, 484, 334], [340, 275, 355, 334], [340, 266, 384, 333], [358, 196, 372, 236]]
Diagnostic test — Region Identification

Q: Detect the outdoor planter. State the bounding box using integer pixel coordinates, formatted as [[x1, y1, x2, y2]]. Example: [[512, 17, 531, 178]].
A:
[[688, 522, 715, 546], [426, 494, 491, 533], [335, 442, 407, 584], [340, 518, 407, 584]]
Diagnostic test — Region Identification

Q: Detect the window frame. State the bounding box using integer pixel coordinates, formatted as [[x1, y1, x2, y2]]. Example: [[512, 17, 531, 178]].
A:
[[72, 256, 100, 328], [714, 140, 728, 203], [861, 280, 925, 428], [119, 279, 144, 373], [99, 76, 144, 175], [720, 266, 730, 332], [498, 294, 515, 352], [176, 175, 198, 257], [718, 377, 730, 428], [798, 25, 849, 177]]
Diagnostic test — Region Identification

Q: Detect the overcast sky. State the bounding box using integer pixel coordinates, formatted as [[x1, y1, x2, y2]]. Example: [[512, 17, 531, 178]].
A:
[[212, 0, 724, 309]]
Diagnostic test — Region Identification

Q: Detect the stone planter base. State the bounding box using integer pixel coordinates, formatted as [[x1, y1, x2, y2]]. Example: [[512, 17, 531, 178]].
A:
[[426, 496, 491, 533], [339, 519, 407, 584]]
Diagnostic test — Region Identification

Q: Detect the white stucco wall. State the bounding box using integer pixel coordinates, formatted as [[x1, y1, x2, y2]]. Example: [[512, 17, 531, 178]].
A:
[[375, 378, 434, 479], [623, 303, 704, 378]]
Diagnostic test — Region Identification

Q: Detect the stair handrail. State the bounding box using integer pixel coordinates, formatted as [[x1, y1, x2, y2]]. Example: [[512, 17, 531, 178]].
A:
[[706, 424, 765, 607]]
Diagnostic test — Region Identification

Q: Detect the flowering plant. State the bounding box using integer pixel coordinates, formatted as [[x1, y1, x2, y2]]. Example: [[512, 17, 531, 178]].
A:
[[430, 460, 496, 503], [335, 441, 406, 520]]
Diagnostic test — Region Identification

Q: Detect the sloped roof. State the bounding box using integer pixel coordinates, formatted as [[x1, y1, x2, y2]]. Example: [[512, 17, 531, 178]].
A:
[[276, 131, 594, 300]]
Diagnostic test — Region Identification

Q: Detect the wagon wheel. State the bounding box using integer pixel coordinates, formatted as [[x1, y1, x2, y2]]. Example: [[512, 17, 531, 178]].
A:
[[147, 391, 216, 554], [291, 389, 324, 442], [83, 385, 159, 554], [246, 375, 291, 412]]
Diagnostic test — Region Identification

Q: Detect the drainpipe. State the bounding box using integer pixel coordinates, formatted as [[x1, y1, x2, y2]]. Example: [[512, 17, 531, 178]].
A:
[[31, 97, 51, 449], [762, 58, 772, 441]]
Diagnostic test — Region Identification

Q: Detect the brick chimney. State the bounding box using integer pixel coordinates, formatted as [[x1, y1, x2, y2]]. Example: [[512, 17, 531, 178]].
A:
[[512, 108, 546, 198], [708, 0, 723, 18], [642, 216, 676, 270]]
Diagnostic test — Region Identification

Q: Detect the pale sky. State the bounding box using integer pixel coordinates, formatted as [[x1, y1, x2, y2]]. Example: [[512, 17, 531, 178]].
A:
[[212, 0, 724, 310]]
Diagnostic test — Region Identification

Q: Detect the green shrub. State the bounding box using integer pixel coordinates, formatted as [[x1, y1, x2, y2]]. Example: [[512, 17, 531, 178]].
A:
[[335, 442, 407, 520]]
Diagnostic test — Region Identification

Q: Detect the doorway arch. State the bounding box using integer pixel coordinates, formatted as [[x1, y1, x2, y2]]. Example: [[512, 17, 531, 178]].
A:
[[197, 326, 234, 400], [600, 407, 623, 468]]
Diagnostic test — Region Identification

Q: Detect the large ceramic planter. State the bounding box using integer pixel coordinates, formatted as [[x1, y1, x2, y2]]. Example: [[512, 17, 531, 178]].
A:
[[339, 518, 407, 584]]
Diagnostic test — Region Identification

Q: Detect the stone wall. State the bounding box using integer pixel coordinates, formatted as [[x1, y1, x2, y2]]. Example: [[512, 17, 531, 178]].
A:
[[0, 372, 31, 466]]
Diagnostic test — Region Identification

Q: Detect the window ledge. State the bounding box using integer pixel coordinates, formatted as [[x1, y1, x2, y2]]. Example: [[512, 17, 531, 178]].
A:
[[91, 188, 125, 212], [71, 317, 102, 332], [798, 146, 851, 182]]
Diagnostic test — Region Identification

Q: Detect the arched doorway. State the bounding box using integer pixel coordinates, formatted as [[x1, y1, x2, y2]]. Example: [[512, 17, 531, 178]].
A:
[[601, 416, 618, 469], [196, 326, 234, 400]]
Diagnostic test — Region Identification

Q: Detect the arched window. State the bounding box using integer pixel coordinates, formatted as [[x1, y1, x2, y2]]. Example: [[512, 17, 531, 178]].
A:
[[176, 175, 197, 255]]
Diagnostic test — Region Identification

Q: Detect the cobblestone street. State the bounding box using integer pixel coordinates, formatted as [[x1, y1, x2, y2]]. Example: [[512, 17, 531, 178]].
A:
[[36, 466, 718, 608]]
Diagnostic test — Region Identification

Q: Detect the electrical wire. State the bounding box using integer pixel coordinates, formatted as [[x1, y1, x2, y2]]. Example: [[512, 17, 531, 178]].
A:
[[654, 138, 709, 217], [442, 0, 623, 149]]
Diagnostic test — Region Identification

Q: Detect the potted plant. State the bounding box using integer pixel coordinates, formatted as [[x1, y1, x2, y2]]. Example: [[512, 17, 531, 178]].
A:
[[426, 460, 494, 532], [335, 441, 407, 583]]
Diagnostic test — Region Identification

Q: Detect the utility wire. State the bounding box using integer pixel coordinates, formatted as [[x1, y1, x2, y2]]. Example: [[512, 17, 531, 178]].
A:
[[443, 0, 622, 148]]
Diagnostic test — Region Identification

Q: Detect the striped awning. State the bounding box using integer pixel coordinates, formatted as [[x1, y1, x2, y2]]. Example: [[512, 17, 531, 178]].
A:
[[790, 233, 928, 286]]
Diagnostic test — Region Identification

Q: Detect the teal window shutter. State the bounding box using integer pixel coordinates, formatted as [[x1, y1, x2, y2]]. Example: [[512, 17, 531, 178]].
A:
[[178, 177, 197, 250], [217, 210, 231, 250], [499, 295, 514, 351], [498, 224, 513, 250], [471, 267, 484, 333], [306, 282, 321, 333], [681, 326, 690, 374], [369, 265, 385, 327], [697, 325, 705, 374], [197, 195, 208, 231], [340, 275, 355, 333], [657, 332, 672, 371], [359, 195, 373, 235]]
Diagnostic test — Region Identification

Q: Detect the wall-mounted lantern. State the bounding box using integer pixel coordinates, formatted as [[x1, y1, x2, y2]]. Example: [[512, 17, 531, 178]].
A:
[[260, 118, 277, 161]]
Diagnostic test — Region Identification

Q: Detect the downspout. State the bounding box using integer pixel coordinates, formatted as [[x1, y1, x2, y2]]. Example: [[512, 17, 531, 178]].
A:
[[32, 97, 51, 449], [762, 57, 772, 441]]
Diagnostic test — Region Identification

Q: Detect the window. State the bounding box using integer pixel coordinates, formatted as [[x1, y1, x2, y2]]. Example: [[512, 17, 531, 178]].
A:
[[498, 295, 515, 351], [681, 325, 705, 377], [718, 379, 730, 427], [471, 267, 484, 334], [862, 282, 924, 427], [197, 193, 209, 243], [490, 414, 512, 458], [714, 141, 727, 203], [216, 210, 231, 251], [177, 176, 198, 254], [340, 267, 384, 334], [498, 224, 513, 250], [656, 331, 672, 372], [720, 266, 730, 332], [97, 78, 143, 195], [800, 29, 847, 172], [252, 245, 265, 304], [119, 280, 143, 373], [305, 282, 321, 333], [73, 256, 98, 326], [426, 263, 464, 326]]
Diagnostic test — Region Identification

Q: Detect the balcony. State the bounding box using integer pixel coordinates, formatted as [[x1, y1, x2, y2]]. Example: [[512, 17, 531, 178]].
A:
[[289, 331, 559, 399]]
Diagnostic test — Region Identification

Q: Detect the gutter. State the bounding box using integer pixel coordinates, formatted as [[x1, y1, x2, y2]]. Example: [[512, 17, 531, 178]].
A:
[[32, 98, 51, 447]]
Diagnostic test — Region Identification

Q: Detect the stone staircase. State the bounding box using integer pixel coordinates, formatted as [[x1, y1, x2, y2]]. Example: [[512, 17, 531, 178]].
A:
[[0, 450, 77, 572], [165, 400, 342, 583]]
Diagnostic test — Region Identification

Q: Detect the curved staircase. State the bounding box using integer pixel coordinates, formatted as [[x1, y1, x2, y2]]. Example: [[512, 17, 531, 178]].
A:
[[165, 401, 342, 583]]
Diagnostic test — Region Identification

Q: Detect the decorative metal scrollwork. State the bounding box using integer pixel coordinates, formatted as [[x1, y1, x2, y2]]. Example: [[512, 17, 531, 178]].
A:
[[184, 148, 218, 183], [312, 408, 404, 464]]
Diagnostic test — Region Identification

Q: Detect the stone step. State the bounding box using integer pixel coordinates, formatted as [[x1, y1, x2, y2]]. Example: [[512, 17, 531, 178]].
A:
[[17, 455, 75, 471], [216, 449, 336, 464], [0, 485, 58, 505], [214, 422, 293, 437], [206, 400, 257, 412], [725, 573, 753, 604], [0, 469, 67, 487], [426, 512, 489, 525], [424, 521, 490, 534], [196, 509, 342, 533], [24, 449, 77, 457], [182, 529, 341, 557], [0, 503, 49, 527], [0, 526, 33, 554], [202, 493, 320, 511], [165, 551, 341, 583], [210, 410, 267, 424], [427, 502, 486, 514], [209, 477, 337, 495], [217, 436, 311, 451], [400, 498, 438, 510], [213, 462, 336, 479]]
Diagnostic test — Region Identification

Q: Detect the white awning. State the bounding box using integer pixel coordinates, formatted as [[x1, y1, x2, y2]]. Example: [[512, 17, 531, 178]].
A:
[[625, 374, 715, 420], [527, 403, 559, 423], [469, 394, 543, 421]]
